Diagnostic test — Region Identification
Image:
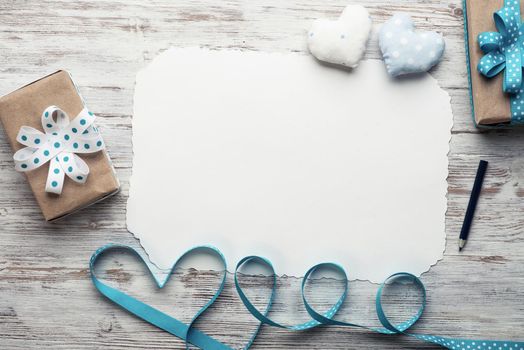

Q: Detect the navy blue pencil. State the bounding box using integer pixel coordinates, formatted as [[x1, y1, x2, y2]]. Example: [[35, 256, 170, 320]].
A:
[[459, 160, 488, 251]]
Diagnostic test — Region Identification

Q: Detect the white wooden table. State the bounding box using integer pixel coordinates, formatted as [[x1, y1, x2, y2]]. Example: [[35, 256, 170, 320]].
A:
[[1, 0, 523, 348]]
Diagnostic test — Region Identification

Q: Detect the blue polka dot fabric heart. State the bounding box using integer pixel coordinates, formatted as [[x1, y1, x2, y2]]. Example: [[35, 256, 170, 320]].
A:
[[379, 13, 445, 77]]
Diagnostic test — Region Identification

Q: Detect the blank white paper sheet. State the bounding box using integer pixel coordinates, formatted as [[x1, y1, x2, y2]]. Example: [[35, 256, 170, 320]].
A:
[[127, 47, 452, 282]]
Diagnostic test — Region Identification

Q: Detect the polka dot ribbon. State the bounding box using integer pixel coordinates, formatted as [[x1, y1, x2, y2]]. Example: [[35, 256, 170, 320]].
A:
[[13, 106, 105, 194], [90, 244, 524, 350], [477, 0, 524, 124]]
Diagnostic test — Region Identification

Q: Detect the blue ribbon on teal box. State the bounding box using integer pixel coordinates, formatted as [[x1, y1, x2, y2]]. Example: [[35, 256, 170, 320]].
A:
[[90, 244, 524, 350], [477, 0, 524, 124]]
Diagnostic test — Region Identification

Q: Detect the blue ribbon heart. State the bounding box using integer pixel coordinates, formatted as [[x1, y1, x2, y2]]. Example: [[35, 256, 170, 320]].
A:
[[90, 244, 524, 349], [90, 244, 235, 350], [477, 0, 524, 124]]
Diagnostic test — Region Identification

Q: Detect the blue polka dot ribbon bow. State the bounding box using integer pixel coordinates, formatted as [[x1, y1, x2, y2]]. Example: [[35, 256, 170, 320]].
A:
[[477, 0, 524, 123], [13, 106, 105, 194]]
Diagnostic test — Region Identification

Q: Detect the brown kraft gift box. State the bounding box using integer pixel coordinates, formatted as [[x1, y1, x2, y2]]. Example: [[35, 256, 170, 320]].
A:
[[465, 0, 524, 126], [0, 71, 120, 221]]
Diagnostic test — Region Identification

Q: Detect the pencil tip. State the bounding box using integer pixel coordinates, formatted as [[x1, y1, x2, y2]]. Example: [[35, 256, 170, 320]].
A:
[[459, 247, 462, 252]]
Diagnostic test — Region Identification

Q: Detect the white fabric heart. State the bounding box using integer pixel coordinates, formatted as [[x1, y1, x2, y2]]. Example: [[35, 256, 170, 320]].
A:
[[307, 5, 372, 68]]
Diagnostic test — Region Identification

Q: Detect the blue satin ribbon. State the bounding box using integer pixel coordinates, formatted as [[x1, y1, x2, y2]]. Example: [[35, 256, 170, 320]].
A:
[[477, 0, 524, 124], [90, 244, 524, 350]]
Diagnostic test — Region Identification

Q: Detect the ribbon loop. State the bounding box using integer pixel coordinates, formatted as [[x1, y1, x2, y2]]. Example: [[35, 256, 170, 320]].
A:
[[374, 272, 425, 334], [234, 256, 282, 329], [494, 5, 521, 39], [477, 51, 506, 77], [13, 106, 105, 194], [42, 106, 69, 133], [478, 32, 503, 53], [16, 126, 47, 148], [301, 263, 358, 328]]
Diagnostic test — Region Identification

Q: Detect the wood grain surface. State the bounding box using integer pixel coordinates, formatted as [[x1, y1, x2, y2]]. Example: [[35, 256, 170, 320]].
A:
[[0, 0, 523, 349]]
